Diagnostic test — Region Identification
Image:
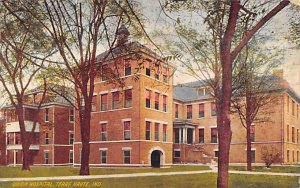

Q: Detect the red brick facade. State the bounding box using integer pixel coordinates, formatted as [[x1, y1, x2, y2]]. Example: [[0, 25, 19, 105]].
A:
[[1, 92, 74, 166]]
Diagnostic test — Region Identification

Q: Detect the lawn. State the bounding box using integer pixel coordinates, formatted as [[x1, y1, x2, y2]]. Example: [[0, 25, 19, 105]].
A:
[[0, 173, 298, 188], [229, 165, 300, 173], [0, 165, 210, 178]]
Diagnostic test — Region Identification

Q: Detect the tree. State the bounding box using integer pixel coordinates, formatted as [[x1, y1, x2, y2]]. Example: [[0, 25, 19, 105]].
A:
[[160, 0, 290, 187], [2, 0, 146, 175], [261, 146, 281, 168], [231, 39, 282, 171], [0, 1, 52, 170]]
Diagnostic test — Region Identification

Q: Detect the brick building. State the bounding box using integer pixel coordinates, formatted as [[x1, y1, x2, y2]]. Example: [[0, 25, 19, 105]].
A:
[[172, 72, 300, 164], [0, 89, 74, 166], [73, 25, 176, 167]]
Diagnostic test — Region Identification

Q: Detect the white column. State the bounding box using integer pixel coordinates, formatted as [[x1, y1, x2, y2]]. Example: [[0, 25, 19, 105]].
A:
[[193, 129, 195, 144], [179, 128, 182, 143], [13, 150, 16, 167], [183, 128, 187, 144], [13, 133, 16, 145]]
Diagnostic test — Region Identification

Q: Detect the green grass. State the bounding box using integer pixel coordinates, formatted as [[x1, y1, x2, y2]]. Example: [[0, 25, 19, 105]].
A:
[[229, 165, 300, 173], [0, 165, 210, 178], [0, 173, 298, 188]]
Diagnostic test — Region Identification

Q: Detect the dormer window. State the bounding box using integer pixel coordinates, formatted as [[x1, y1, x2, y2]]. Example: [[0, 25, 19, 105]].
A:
[[197, 87, 212, 97]]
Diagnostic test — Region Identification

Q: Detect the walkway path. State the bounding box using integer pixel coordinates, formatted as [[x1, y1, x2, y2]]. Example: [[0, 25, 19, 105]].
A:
[[0, 170, 300, 182]]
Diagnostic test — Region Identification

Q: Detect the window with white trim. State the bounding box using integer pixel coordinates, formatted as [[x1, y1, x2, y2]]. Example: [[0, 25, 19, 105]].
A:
[[100, 150, 107, 164], [123, 150, 131, 164], [124, 121, 131, 140]]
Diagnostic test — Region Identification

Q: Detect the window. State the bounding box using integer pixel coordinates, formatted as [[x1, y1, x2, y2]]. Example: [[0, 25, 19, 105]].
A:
[[287, 125, 290, 142], [45, 133, 49, 144], [92, 95, 97, 112], [155, 123, 159, 141], [174, 129, 179, 143], [124, 60, 131, 76], [287, 150, 290, 162], [145, 61, 151, 76], [297, 151, 299, 163], [101, 123, 107, 141], [187, 128, 193, 144], [175, 104, 179, 118], [211, 103, 217, 116], [112, 91, 120, 109], [162, 67, 168, 83], [250, 124, 255, 142], [45, 108, 49, 122], [102, 64, 108, 81], [44, 151, 49, 164], [15, 133, 19, 144], [155, 93, 159, 110], [69, 150, 73, 163], [124, 89, 132, 108], [146, 121, 151, 140], [187, 105, 192, 119], [69, 109, 74, 122], [297, 129, 299, 143], [163, 124, 167, 142], [100, 150, 107, 164], [292, 127, 295, 143], [197, 88, 205, 96], [154, 64, 159, 80], [69, 132, 74, 145], [123, 150, 131, 164], [163, 95, 167, 112], [199, 129, 204, 143], [292, 101, 295, 116], [214, 150, 219, 158], [293, 150, 295, 162], [7, 133, 10, 145], [101, 94, 108, 111], [124, 121, 131, 140], [146, 90, 151, 108], [211, 128, 218, 143], [199, 104, 204, 118], [287, 96, 290, 113], [251, 150, 255, 163], [174, 150, 180, 158]]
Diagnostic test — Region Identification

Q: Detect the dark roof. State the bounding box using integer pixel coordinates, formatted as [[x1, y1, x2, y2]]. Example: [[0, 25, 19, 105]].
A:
[[173, 80, 211, 102], [174, 76, 300, 104]]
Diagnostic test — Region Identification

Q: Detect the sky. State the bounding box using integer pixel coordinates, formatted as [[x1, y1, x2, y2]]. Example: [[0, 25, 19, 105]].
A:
[[139, 0, 300, 94]]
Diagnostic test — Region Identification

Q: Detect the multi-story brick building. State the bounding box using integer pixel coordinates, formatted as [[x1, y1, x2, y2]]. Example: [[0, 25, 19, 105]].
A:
[[172, 71, 300, 164], [73, 25, 176, 167], [0, 89, 74, 166]]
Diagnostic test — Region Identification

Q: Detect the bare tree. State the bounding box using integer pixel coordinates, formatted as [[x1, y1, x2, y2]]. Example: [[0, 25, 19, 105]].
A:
[[0, 1, 51, 170], [160, 0, 290, 187], [231, 39, 282, 171], [2, 0, 147, 175]]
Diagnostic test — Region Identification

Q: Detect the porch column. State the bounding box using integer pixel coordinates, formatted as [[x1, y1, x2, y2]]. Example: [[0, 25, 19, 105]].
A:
[[179, 128, 182, 143], [183, 128, 187, 143], [13, 150, 16, 167], [193, 128, 195, 144]]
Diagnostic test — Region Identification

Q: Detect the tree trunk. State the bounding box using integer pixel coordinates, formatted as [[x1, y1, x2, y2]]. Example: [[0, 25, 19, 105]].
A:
[[16, 105, 31, 171], [79, 107, 91, 175], [246, 94, 252, 171]]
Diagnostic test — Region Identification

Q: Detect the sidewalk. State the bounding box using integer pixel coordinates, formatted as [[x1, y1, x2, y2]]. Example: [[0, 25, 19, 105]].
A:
[[0, 170, 300, 182]]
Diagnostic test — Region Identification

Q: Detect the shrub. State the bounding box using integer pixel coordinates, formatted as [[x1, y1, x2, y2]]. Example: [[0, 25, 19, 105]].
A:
[[261, 146, 281, 168]]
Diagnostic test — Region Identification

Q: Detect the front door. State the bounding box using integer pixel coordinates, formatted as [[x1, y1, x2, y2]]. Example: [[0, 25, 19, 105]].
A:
[[151, 150, 161, 168]]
